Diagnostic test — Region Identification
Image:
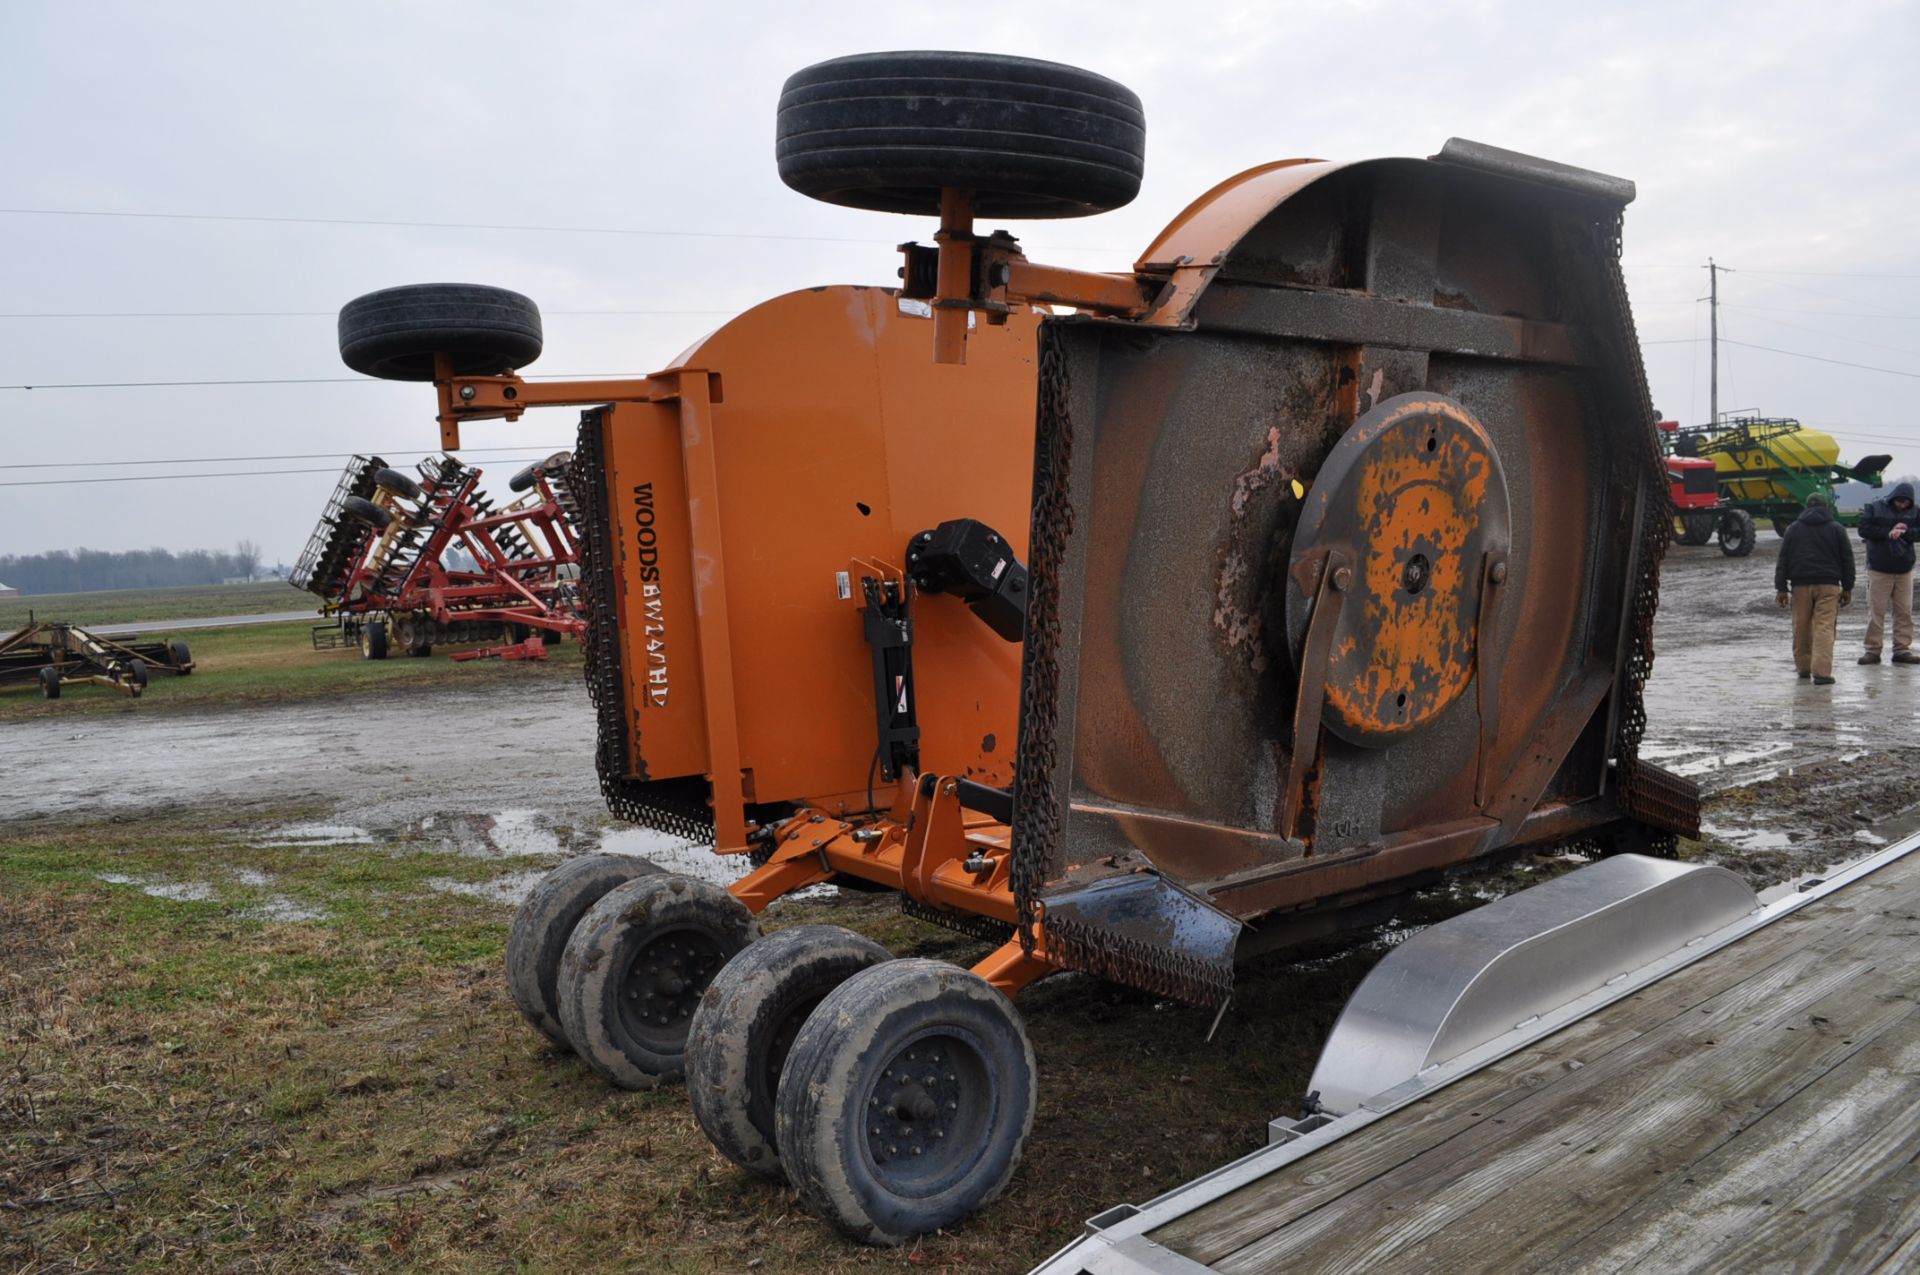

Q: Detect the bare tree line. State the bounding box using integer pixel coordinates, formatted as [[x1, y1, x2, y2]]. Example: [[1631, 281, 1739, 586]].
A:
[[1, 540, 268, 594]]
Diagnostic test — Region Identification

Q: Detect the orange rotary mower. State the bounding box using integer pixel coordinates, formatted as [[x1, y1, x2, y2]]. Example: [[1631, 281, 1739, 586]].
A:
[[335, 51, 1697, 1243]]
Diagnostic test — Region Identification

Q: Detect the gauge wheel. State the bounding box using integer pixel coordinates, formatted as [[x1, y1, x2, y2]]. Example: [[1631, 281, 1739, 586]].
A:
[[506, 853, 664, 1049], [555, 873, 760, 1089], [686, 924, 892, 1178], [777, 51, 1144, 219], [338, 282, 543, 382], [340, 495, 392, 530], [775, 959, 1036, 1245]]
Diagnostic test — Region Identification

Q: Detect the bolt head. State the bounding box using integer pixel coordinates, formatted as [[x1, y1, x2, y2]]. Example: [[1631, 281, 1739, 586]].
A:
[[1332, 566, 1353, 591], [1490, 561, 1509, 584], [458, 384, 477, 400]]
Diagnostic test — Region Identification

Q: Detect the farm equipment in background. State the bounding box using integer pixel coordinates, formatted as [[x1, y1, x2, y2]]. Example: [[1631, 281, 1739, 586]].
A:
[[1660, 414, 1892, 554], [289, 450, 585, 661], [334, 50, 1698, 1245], [0, 618, 194, 699]]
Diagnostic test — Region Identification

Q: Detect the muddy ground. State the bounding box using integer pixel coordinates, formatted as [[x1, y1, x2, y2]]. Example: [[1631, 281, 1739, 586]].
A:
[[9, 531, 1917, 891], [1645, 534, 1920, 878], [5, 534, 1920, 1273]]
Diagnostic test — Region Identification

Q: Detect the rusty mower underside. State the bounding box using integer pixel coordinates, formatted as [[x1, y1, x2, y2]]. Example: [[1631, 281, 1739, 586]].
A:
[[540, 142, 1701, 1006]]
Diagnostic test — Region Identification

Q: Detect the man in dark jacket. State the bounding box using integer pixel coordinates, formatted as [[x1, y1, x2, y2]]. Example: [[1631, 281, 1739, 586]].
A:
[[1857, 480, 1917, 665], [1775, 492, 1855, 684]]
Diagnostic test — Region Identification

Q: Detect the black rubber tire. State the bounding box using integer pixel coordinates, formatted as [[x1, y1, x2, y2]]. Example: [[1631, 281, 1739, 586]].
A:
[[775, 959, 1036, 1245], [124, 658, 148, 689], [338, 283, 544, 382], [374, 467, 423, 499], [508, 464, 540, 494], [409, 644, 432, 658], [1675, 512, 1715, 546], [39, 667, 60, 699], [556, 874, 760, 1089], [1718, 508, 1757, 558], [506, 853, 664, 1049], [169, 640, 192, 673], [686, 925, 893, 1178], [340, 495, 392, 530], [777, 51, 1145, 219], [359, 619, 389, 661], [1772, 514, 1797, 538]]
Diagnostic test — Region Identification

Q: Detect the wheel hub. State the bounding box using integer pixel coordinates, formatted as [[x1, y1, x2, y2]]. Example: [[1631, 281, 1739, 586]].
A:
[[865, 1041, 970, 1171], [620, 931, 722, 1042]]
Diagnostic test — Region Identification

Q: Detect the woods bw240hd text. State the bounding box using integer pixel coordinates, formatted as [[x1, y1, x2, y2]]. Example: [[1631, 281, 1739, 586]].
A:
[[333, 50, 1699, 1244]]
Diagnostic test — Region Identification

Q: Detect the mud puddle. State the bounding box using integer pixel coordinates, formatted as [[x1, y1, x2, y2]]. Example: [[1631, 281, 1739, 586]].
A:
[[1649, 539, 1920, 883], [10, 535, 1920, 898]]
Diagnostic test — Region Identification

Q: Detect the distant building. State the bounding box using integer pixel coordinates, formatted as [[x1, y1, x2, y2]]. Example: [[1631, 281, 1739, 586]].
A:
[[0, 581, 17, 598]]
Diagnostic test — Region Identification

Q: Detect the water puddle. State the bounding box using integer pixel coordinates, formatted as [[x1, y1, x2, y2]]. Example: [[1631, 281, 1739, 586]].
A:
[[245, 897, 330, 922], [1701, 822, 1796, 852], [1672, 740, 1795, 778], [263, 823, 372, 847], [96, 869, 327, 922], [426, 870, 549, 906]]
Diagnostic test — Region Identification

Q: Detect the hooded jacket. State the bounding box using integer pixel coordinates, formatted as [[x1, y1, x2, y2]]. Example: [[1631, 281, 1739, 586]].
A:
[[1776, 500, 1856, 592], [1858, 481, 1918, 575]]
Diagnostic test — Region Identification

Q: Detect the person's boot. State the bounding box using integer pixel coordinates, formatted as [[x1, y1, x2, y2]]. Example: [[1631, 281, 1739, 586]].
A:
[[1859, 651, 1883, 665], [1814, 675, 1837, 685], [1895, 651, 1920, 665]]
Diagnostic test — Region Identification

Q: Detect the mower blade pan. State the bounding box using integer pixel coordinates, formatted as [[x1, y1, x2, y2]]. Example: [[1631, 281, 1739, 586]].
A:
[[1012, 150, 1691, 982]]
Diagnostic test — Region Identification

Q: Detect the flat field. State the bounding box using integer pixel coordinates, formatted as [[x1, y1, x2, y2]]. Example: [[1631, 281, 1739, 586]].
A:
[[0, 619, 578, 723], [0, 580, 304, 629]]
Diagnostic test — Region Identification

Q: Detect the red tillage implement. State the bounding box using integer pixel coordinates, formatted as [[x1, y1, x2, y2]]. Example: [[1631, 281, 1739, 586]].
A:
[[290, 451, 583, 660]]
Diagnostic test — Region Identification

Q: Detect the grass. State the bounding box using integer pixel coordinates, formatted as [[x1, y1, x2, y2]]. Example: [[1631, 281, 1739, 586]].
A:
[[0, 580, 305, 629], [0, 620, 580, 721], [0, 806, 1535, 1274]]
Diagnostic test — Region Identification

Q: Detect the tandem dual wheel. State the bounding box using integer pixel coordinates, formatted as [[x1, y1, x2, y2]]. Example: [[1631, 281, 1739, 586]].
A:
[[506, 857, 1038, 1245]]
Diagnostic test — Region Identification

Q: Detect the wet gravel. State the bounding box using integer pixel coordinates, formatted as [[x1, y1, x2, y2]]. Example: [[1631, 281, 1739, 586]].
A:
[[6, 533, 1918, 893]]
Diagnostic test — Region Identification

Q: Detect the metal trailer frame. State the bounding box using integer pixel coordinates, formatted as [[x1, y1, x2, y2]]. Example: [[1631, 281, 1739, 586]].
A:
[[0, 619, 195, 699], [1025, 832, 1920, 1275]]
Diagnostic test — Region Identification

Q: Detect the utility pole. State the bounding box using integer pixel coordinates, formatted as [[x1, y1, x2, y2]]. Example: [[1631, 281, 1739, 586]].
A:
[[1701, 258, 1732, 426]]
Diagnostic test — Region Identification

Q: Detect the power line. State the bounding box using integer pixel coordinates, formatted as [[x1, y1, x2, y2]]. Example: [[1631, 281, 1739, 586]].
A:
[[1725, 302, 1920, 321], [1724, 339, 1918, 379], [0, 308, 739, 319], [0, 446, 570, 470], [0, 461, 544, 489], [1734, 311, 1920, 360], [0, 206, 1119, 254], [1627, 263, 1920, 280], [1, 370, 651, 390], [0, 206, 889, 246], [1639, 337, 1918, 378]]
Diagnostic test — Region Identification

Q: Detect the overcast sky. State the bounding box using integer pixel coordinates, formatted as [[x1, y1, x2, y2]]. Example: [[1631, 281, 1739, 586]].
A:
[[4, 0, 1917, 566]]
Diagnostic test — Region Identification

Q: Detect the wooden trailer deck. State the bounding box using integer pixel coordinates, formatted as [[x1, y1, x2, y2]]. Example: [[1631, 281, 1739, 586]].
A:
[[1033, 840, 1920, 1273]]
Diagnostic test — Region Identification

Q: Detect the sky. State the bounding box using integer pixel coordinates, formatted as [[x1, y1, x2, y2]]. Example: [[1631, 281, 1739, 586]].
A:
[[4, 0, 1917, 566]]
